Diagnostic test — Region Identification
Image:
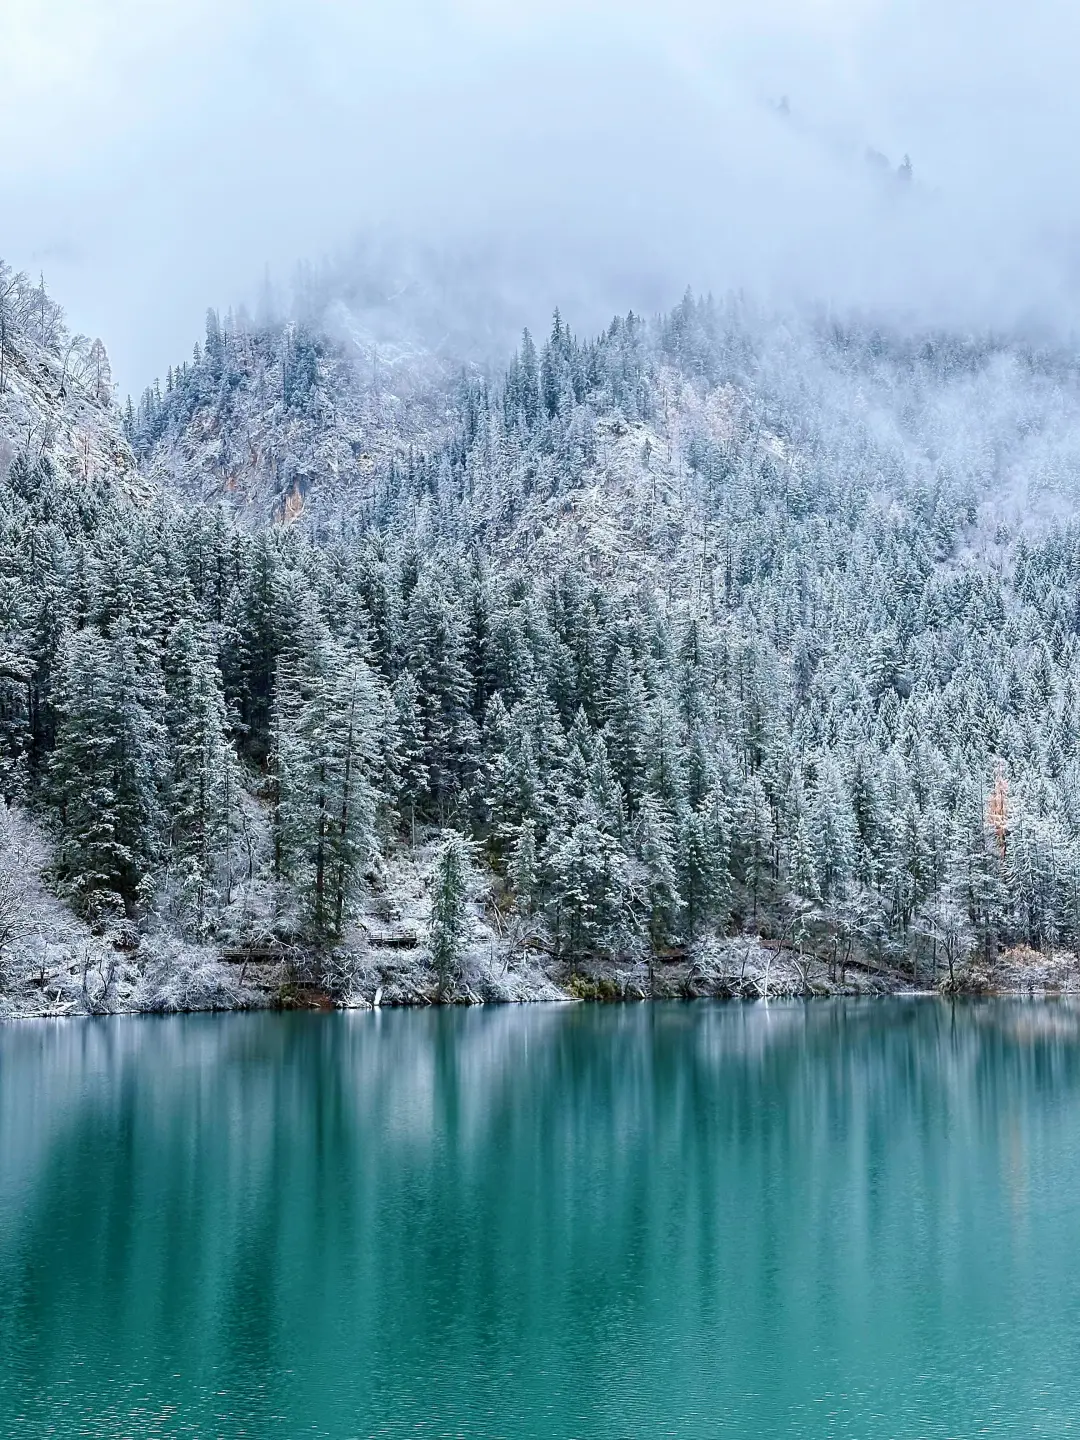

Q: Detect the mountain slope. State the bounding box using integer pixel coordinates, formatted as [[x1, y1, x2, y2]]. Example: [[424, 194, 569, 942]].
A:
[[5, 258, 1080, 1014], [134, 287, 1080, 991]]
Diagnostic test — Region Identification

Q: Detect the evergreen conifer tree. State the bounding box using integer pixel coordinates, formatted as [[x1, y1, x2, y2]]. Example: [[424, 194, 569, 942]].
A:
[[429, 829, 472, 997]]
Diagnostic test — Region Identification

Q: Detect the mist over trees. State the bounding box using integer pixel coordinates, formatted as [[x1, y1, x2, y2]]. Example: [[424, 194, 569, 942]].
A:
[[13, 0, 1080, 400]]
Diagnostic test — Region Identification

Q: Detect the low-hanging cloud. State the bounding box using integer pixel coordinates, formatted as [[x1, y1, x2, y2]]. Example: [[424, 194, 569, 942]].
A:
[[3, 0, 1080, 392]]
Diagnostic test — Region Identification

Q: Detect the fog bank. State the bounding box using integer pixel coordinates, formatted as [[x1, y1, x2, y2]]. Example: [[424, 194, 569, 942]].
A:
[[4, 0, 1079, 389]]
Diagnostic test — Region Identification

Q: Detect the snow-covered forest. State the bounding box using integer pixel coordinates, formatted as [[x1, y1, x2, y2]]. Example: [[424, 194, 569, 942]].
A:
[[4, 250, 1080, 1010]]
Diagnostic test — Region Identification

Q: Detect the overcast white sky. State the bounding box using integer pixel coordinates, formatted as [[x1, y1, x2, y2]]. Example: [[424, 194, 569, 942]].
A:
[[3, 0, 1079, 390]]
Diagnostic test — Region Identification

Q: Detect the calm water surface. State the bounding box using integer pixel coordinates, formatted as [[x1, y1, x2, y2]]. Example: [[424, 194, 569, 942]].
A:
[[2, 1001, 1080, 1437]]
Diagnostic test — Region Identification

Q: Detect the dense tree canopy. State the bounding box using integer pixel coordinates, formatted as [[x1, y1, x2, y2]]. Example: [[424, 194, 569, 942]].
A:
[[7, 266, 1080, 976]]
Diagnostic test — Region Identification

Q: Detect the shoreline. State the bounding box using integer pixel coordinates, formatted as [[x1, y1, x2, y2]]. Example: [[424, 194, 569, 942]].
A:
[[4, 924, 1076, 1021], [3, 990, 1076, 1022], [3, 967, 1076, 1022]]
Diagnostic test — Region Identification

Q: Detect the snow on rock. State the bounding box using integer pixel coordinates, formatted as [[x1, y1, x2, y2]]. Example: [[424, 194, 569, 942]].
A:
[[0, 262, 147, 500]]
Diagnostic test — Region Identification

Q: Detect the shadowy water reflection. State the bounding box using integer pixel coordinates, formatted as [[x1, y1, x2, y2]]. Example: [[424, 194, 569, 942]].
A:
[[2, 1000, 1080, 1437]]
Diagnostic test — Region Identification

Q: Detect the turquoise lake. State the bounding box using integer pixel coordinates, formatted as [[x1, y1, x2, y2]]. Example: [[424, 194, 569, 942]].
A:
[[2, 1001, 1080, 1437]]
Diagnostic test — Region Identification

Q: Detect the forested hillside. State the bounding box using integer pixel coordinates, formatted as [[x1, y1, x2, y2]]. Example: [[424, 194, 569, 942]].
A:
[[4, 252, 1080, 1011], [123, 241, 527, 523], [126, 309, 455, 523]]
